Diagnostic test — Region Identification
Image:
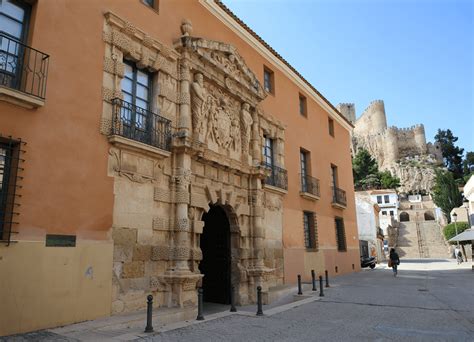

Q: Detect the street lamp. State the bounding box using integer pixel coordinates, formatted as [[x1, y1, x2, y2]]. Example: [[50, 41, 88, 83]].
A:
[[452, 212, 459, 248], [463, 198, 471, 227]]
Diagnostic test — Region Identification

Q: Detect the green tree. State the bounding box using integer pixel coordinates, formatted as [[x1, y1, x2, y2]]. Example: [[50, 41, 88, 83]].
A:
[[432, 169, 463, 222], [352, 149, 400, 190], [379, 170, 401, 189], [462, 151, 474, 175], [443, 222, 470, 245], [352, 149, 379, 190], [434, 129, 464, 179]]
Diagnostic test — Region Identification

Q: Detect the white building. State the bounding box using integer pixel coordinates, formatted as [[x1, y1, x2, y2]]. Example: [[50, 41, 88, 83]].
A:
[[355, 192, 385, 262], [462, 175, 474, 228], [370, 190, 399, 234]]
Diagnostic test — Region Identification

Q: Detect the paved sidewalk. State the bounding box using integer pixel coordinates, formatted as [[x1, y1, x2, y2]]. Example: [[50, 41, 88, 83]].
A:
[[3, 259, 473, 341]]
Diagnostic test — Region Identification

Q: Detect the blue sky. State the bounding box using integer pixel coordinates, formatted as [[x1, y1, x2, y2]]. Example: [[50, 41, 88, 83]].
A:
[[222, 0, 474, 152]]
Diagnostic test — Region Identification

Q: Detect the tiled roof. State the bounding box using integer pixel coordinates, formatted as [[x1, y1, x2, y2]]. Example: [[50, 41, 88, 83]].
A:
[[215, 0, 353, 127]]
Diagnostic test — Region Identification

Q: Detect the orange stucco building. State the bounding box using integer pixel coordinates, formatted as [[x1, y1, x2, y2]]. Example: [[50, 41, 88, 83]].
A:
[[0, 0, 359, 336]]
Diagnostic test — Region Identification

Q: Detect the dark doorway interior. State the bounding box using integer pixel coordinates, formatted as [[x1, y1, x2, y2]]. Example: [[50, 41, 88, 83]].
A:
[[199, 204, 231, 304]]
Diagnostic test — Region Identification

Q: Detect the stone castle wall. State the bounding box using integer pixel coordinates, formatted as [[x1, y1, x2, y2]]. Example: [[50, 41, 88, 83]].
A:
[[338, 100, 443, 193]]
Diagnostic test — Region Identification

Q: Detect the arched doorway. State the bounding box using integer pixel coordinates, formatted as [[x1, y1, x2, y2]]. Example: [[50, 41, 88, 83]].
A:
[[424, 211, 435, 221], [400, 212, 410, 222], [199, 204, 231, 304]]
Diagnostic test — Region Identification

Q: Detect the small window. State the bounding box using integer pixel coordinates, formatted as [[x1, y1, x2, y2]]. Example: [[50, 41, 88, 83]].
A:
[[263, 67, 274, 94], [377, 196, 382, 204], [335, 217, 347, 252], [142, 0, 158, 10], [382, 211, 387, 216], [390, 210, 394, 216], [303, 211, 318, 250], [262, 136, 274, 167], [328, 117, 335, 137], [384, 195, 389, 203], [299, 94, 307, 116]]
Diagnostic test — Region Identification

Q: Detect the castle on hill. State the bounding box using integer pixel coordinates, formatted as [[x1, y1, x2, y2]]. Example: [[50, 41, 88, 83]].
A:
[[337, 100, 443, 193]]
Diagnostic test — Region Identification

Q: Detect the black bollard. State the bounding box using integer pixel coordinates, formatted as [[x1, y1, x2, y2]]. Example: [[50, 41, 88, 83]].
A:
[[319, 276, 324, 297], [297, 274, 303, 295], [144, 295, 154, 333], [311, 270, 317, 291], [196, 288, 205, 320], [256, 286, 263, 316], [230, 285, 237, 312], [325, 270, 330, 288]]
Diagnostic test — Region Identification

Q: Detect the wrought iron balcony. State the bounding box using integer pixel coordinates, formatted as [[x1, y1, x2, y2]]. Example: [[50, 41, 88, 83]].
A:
[[0, 32, 49, 99], [263, 163, 288, 190], [300, 174, 320, 197], [332, 186, 347, 207], [111, 98, 171, 151]]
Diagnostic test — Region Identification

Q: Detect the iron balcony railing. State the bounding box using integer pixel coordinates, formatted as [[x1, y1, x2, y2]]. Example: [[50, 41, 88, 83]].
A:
[[300, 173, 320, 197], [111, 98, 171, 151], [332, 186, 347, 207], [263, 163, 288, 190], [0, 32, 49, 99]]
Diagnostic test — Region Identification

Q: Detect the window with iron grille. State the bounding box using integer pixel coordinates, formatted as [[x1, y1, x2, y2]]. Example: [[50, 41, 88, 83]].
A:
[[303, 211, 318, 250], [0, 137, 22, 244], [335, 217, 347, 252]]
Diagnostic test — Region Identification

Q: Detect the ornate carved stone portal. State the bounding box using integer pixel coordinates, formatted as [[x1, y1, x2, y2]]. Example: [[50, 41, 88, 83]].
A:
[[102, 14, 285, 315]]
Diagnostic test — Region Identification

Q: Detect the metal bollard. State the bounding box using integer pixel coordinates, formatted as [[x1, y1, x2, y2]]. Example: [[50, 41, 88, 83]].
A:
[[256, 286, 263, 316], [319, 276, 324, 297], [311, 270, 317, 291], [144, 295, 154, 333], [196, 288, 205, 320], [297, 274, 303, 295], [325, 270, 330, 288], [230, 285, 237, 312]]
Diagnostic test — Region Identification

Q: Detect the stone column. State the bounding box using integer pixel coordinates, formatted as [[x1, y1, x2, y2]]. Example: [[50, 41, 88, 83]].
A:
[[173, 58, 192, 273], [251, 108, 260, 166]]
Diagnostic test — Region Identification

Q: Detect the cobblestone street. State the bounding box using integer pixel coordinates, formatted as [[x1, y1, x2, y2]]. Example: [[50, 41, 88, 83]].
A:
[[143, 260, 473, 342], [3, 259, 472, 341]]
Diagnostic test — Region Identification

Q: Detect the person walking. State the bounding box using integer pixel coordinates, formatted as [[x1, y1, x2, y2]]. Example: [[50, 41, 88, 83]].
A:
[[389, 248, 400, 277], [455, 246, 463, 265]]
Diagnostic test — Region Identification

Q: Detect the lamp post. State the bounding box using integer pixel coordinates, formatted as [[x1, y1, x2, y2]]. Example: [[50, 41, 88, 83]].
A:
[[453, 212, 459, 248], [463, 198, 471, 227]]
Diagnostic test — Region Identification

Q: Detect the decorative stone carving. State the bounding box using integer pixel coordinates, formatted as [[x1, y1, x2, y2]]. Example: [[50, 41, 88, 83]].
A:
[[191, 73, 206, 135], [153, 217, 170, 231], [203, 83, 240, 149], [181, 19, 193, 37], [240, 102, 253, 154]]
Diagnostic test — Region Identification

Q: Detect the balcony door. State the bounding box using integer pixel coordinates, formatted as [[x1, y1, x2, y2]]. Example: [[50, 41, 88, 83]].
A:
[[0, 0, 31, 90], [120, 61, 152, 143]]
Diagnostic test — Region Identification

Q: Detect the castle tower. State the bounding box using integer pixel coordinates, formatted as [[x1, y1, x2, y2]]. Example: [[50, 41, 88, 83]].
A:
[[384, 127, 399, 165], [367, 100, 387, 134], [336, 103, 356, 123], [413, 124, 427, 154]]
